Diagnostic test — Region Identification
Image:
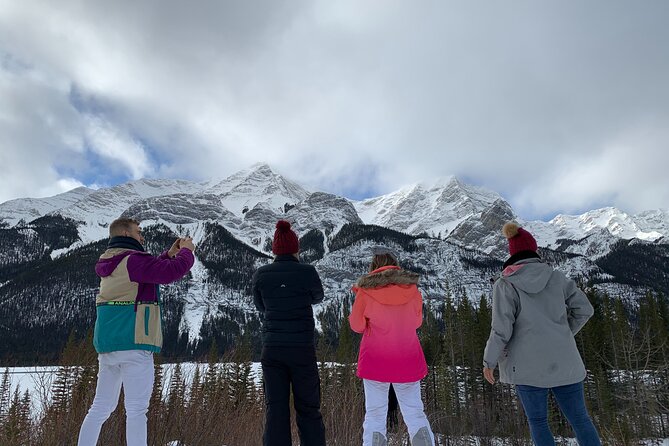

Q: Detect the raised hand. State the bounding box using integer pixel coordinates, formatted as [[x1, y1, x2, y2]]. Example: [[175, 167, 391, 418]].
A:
[[168, 238, 182, 258], [179, 237, 195, 252]]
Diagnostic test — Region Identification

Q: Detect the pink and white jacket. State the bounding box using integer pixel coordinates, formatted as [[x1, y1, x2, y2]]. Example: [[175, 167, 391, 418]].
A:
[[349, 265, 428, 383]]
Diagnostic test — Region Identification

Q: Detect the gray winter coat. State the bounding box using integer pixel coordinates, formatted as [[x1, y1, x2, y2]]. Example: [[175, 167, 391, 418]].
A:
[[483, 258, 594, 387]]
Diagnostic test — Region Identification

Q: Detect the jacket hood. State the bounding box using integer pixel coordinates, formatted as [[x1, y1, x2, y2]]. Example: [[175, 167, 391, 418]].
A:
[[95, 248, 146, 277], [502, 250, 541, 269], [353, 266, 420, 305], [502, 258, 553, 294]]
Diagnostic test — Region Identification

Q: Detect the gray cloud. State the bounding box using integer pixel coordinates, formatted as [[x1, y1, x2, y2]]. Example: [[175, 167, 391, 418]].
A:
[[1, 0, 668, 219]]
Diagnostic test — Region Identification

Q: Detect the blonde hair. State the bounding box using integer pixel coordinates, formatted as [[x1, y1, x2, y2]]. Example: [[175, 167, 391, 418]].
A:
[[109, 218, 140, 237], [369, 253, 399, 272]]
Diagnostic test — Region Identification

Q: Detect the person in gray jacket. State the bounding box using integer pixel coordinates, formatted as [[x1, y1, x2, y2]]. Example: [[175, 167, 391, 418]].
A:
[[483, 222, 601, 446]]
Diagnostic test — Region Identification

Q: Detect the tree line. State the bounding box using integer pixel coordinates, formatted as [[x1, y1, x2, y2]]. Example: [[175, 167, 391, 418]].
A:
[[1, 286, 667, 445]]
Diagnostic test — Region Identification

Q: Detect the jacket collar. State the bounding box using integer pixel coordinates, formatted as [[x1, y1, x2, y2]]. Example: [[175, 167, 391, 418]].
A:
[[107, 236, 145, 252], [503, 250, 541, 269], [274, 254, 299, 263]]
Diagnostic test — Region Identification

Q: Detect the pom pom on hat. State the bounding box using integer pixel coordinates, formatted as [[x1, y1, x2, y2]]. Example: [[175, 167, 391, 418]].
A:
[[502, 221, 538, 256], [502, 222, 520, 239], [272, 220, 299, 255]]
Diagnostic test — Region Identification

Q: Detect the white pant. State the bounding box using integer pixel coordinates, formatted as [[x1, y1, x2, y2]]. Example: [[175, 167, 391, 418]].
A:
[[363, 379, 435, 446], [78, 350, 155, 446]]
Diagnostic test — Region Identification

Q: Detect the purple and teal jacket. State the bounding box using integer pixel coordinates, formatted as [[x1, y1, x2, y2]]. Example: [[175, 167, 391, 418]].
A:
[[93, 236, 194, 354]]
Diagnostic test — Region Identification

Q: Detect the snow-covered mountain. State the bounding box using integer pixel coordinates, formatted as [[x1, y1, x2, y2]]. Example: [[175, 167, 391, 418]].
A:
[[0, 186, 94, 226], [61, 179, 210, 242], [1, 163, 668, 362], [2, 164, 667, 256], [203, 162, 310, 216], [354, 176, 510, 238], [523, 207, 667, 259], [120, 163, 314, 251], [627, 209, 669, 242]]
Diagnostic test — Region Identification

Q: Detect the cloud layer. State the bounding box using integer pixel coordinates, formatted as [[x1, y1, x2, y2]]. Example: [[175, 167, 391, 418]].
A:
[[1, 0, 668, 219]]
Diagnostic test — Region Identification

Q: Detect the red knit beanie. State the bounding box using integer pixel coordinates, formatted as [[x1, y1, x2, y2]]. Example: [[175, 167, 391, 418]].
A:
[[502, 222, 538, 256], [272, 220, 299, 255]]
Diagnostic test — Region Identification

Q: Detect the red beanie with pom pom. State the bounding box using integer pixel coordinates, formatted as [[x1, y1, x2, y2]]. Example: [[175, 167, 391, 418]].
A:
[[502, 222, 538, 256], [272, 220, 299, 255]]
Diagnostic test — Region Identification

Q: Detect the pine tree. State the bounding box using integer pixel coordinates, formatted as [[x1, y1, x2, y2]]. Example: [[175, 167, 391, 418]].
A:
[[654, 292, 669, 438], [475, 294, 493, 401], [19, 390, 31, 437], [638, 291, 667, 363], [454, 289, 477, 423], [0, 368, 9, 425], [228, 332, 253, 408], [165, 362, 186, 441], [606, 295, 637, 441], [184, 364, 205, 441], [336, 298, 355, 363], [190, 365, 203, 406], [630, 291, 669, 438], [203, 340, 222, 406], [610, 297, 631, 370], [148, 358, 166, 444], [419, 303, 442, 366], [50, 365, 74, 414], [474, 294, 491, 351], [441, 293, 461, 421], [2, 388, 31, 445]]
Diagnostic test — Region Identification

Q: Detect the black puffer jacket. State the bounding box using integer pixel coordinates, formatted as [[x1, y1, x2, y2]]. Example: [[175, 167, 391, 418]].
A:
[[251, 255, 325, 346]]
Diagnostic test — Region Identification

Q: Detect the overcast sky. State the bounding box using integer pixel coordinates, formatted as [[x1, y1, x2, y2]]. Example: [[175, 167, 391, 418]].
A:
[[1, 1, 668, 220]]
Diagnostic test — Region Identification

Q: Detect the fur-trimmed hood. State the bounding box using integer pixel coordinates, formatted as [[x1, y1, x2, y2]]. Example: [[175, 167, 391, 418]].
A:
[[353, 266, 420, 306], [355, 266, 419, 289]]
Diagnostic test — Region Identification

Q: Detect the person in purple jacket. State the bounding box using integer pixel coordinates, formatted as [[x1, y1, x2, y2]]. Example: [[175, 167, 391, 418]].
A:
[[78, 218, 195, 446]]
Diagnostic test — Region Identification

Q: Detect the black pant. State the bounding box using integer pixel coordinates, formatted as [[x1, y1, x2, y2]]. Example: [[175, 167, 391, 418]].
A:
[[261, 345, 326, 446]]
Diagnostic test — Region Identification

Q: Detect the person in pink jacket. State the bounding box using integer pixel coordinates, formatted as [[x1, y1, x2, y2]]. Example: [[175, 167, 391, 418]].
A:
[[349, 246, 434, 446]]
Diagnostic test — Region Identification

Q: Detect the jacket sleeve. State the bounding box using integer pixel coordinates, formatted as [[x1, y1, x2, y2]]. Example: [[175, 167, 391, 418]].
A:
[[483, 279, 518, 369], [128, 248, 194, 284], [349, 290, 368, 333], [251, 269, 265, 313], [309, 267, 325, 305], [564, 276, 593, 335]]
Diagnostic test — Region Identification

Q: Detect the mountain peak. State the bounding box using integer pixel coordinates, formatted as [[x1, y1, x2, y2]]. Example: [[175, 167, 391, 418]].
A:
[[248, 161, 273, 172], [355, 175, 508, 238], [229, 162, 275, 179], [204, 164, 310, 215], [418, 175, 458, 191]]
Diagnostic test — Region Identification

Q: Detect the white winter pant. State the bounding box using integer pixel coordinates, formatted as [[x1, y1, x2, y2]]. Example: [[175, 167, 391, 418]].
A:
[[362, 379, 435, 446], [78, 350, 155, 446]]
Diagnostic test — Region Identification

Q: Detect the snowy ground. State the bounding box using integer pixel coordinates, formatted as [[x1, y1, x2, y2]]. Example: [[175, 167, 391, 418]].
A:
[[3, 362, 263, 418]]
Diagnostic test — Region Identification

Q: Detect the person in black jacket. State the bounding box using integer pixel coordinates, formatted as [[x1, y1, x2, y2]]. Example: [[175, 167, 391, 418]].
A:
[[251, 220, 326, 446]]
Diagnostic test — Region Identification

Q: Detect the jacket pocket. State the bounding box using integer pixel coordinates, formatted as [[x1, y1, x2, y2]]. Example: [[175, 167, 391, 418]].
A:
[[135, 303, 163, 348]]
